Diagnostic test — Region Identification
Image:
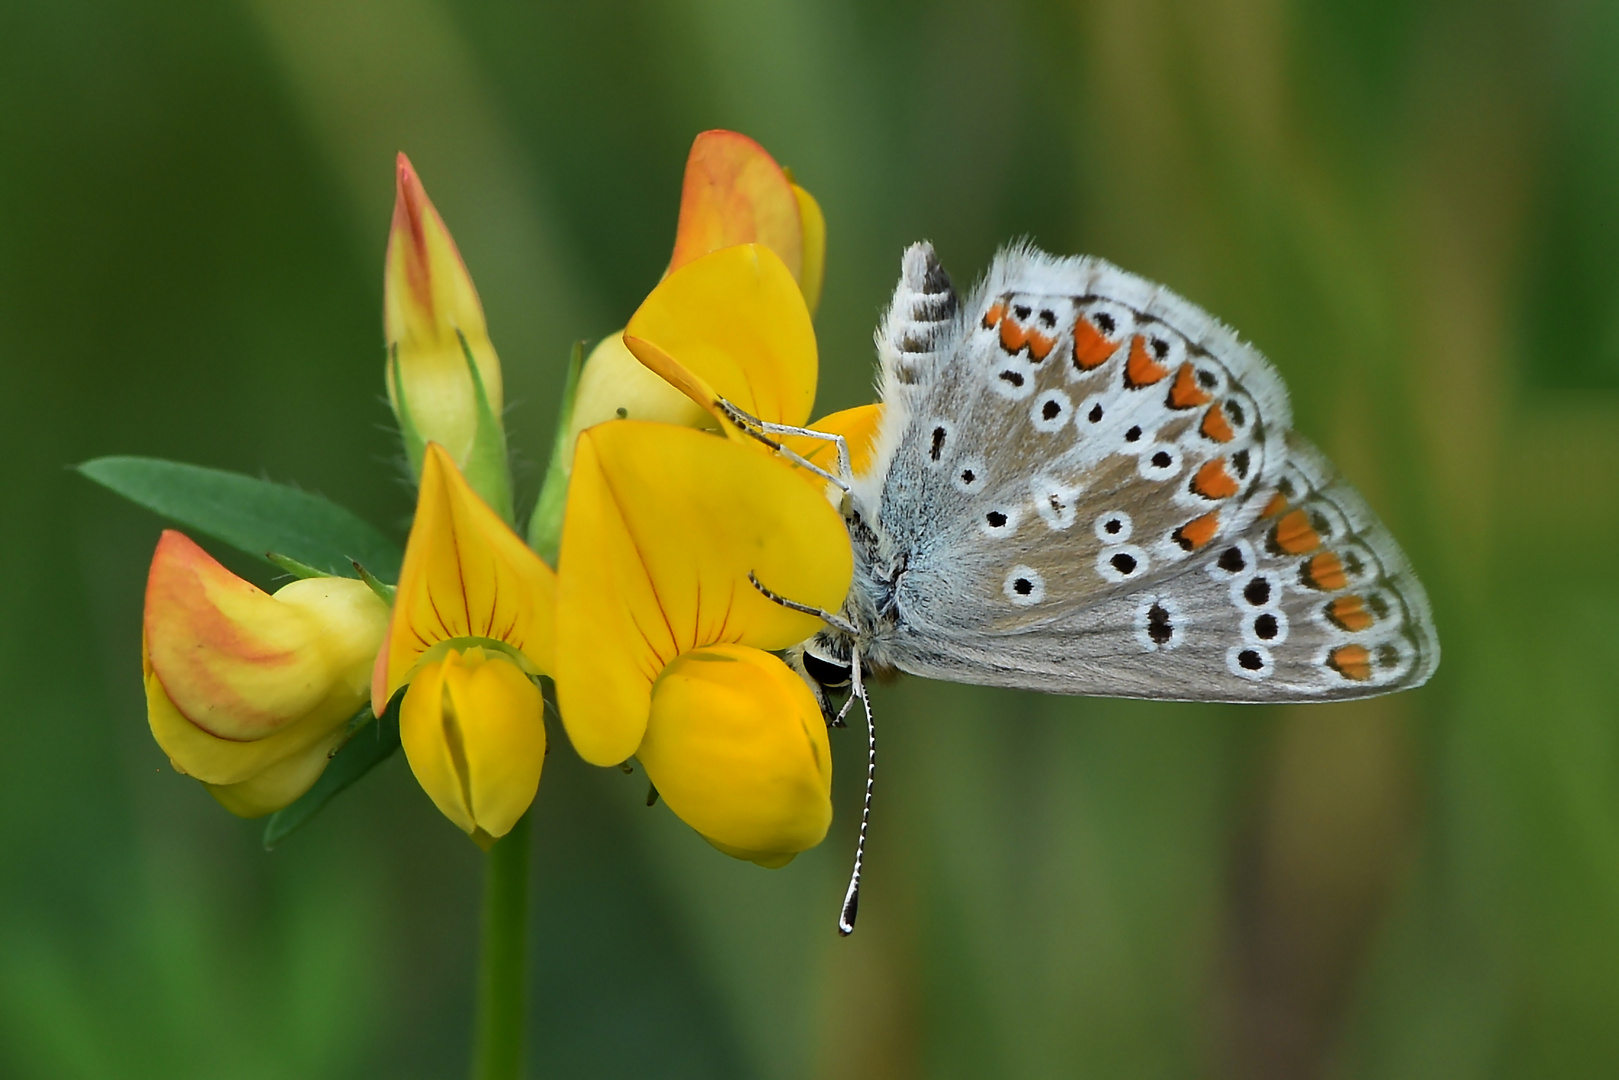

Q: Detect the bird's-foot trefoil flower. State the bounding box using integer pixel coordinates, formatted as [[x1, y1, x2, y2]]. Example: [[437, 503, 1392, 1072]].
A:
[[621, 240, 884, 487], [376, 442, 556, 845], [537, 131, 827, 554], [385, 153, 512, 518], [556, 420, 852, 865], [142, 530, 389, 817]]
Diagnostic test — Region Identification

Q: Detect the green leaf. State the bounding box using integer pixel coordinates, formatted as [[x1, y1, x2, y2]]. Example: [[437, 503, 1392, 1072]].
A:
[[527, 339, 585, 564], [262, 702, 401, 849], [78, 456, 401, 579]]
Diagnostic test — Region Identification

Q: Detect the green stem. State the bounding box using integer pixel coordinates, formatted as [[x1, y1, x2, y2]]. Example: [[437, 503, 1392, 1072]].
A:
[[472, 811, 531, 1080]]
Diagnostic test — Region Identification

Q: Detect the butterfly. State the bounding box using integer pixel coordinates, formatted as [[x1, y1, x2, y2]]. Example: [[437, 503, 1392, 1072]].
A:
[[742, 242, 1438, 933]]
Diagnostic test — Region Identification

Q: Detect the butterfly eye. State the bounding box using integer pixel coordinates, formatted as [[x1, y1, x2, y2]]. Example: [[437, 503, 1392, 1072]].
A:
[[802, 651, 852, 688]]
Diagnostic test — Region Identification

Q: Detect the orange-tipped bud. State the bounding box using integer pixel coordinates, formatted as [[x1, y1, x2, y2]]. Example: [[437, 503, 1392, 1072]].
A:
[[668, 130, 824, 312], [142, 531, 388, 816], [384, 154, 506, 487]]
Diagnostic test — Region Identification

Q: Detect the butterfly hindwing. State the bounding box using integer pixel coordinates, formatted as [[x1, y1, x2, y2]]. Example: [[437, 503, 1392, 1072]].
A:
[[846, 243, 1438, 702]]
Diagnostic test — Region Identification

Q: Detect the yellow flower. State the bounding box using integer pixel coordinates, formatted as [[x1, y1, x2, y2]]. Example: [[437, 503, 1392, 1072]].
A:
[[623, 243, 818, 434], [142, 530, 388, 817], [564, 130, 825, 443], [555, 420, 851, 865], [384, 153, 510, 515], [376, 442, 555, 842], [621, 240, 885, 481]]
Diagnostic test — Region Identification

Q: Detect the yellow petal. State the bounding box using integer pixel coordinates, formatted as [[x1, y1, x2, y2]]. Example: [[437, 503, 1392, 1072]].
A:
[[791, 183, 826, 315], [638, 645, 832, 865], [384, 152, 503, 467], [669, 130, 802, 282], [381, 444, 556, 710], [564, 332, 715, 443], [780, 403, 885, 484], [624, 244, 817, 430], [145, 652, 354, 793], [556, 421, 852, 765], [203, 723, 350, 818], [400, 648, 545, 838], [398, 656, 473, 833], [144, 531, 386, 742]]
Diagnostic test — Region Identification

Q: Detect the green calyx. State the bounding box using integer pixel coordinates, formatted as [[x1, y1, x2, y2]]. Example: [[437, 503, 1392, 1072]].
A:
[[526, 340, 585, 564]]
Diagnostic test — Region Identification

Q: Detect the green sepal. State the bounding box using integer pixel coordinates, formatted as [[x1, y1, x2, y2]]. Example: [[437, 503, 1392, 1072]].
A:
[[262, 699, 402, 849], [456, 329, 514, 524], [390, 345, 429, 482], [267, 552, 329, 580], [526, 340, 585, 564], [78, 457, 401, 579], [351, 560, 397, 605]]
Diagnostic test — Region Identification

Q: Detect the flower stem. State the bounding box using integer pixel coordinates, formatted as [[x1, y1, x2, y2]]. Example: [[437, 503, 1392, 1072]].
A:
[[472, 811, 531, 1080]]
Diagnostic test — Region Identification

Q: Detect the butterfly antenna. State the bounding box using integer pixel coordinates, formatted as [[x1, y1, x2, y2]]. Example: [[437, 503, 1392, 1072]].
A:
[[838, 654, 875, 936]]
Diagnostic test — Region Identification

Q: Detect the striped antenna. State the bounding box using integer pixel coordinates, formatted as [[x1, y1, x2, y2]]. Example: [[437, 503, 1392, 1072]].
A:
[[838, 653, 875, 936]]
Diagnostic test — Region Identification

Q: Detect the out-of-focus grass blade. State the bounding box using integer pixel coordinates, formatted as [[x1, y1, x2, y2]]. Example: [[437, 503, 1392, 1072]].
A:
[[263, 703, 400, 849], [78, 456, 401, 579]]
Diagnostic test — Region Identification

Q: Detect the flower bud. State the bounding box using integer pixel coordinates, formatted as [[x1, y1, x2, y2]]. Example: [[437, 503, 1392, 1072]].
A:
[[637, 645, 832, 867], [384, 153, 507, 507], [399, 646, 545, 842], [143, 530, 389, 816]]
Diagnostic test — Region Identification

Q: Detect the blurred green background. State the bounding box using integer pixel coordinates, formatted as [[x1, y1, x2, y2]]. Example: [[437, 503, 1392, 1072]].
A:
[[3, 0, 1617, 1076]]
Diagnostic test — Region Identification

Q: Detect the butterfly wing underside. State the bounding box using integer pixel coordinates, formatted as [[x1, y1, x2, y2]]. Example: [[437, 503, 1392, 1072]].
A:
[[854, 243, 1438, 702]]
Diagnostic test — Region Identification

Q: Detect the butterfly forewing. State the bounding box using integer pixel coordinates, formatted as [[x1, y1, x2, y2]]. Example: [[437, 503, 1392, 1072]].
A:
[[848, 243, 1438, 702]]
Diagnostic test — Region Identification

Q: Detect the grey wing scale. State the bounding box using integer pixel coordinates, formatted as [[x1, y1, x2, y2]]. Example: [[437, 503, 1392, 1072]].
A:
[[848, 242, 1438, 702]]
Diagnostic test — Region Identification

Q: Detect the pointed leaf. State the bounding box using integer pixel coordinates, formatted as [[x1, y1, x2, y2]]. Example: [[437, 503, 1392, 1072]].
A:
[[79, 456, 401, 579]]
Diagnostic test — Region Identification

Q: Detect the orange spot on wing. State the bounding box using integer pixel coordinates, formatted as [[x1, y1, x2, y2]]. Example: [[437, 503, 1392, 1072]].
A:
[[1173, 511, 1220, 551], [1000, 318, 1028, 353], [1261, 491, 1288, 518], [1124, 335, 1169, 388], [1273, 509, 1322, 555], [1302, 551, 1347, 591], [1026, 328, 1054, 361], [1327, 595, 1374, 632], [1167, 363, 1212, 409], [1191, 459, 1240, 500], [983, 301, 1006, 329], [1072, 316, 1116, 370], [1327, 644, 1372, 681], [1201, 403, 1235, 443]]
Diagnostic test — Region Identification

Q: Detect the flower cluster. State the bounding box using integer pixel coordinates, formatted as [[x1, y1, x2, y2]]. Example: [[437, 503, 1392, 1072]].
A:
[[126, 130, 870, 867]]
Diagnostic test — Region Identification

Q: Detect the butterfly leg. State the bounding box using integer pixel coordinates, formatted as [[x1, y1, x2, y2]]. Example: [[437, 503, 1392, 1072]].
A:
[[747, 570, 859, 636], [715, 398, 852, 491], [838, 649, 874, 936]]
